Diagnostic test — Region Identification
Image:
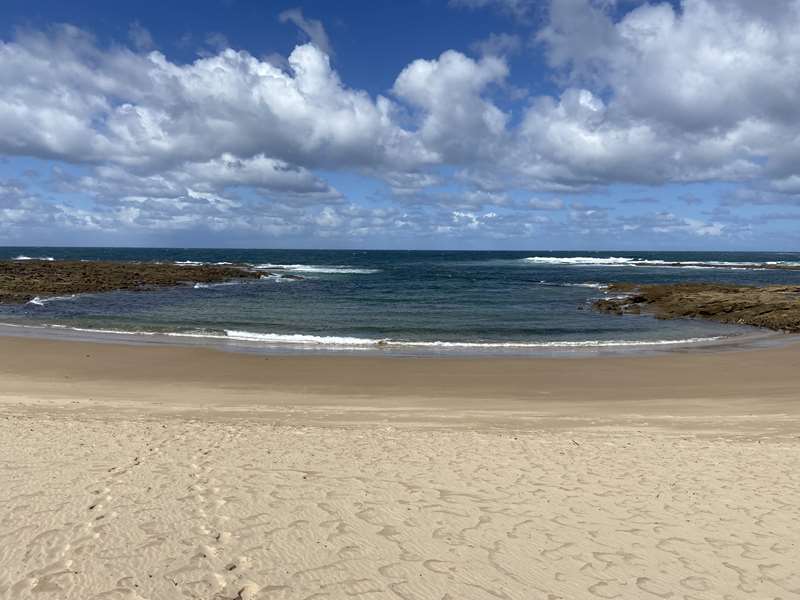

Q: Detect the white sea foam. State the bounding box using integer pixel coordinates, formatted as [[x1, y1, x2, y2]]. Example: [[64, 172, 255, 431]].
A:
[[66, 326, 159, 336], [192, 281, 243, 289], [522, 256, 800, 269], [175, 260, 239, 268], [253, 263, 379, 274], [569, 283, 609, 289], [388, 337, 725, 348], [224, 330, 379, 345], [524, 256, 638, 266], [222, 330, 724, 349], [0, 322, 727, 351], [26, 294, 77, 306], [14, 255, 55, 261], [538, 281, 609, 289], [259, 273, 295, 282]]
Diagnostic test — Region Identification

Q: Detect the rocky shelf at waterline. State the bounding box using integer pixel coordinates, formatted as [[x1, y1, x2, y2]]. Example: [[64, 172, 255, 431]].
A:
[[0, 260, 283, 304], [593, 283, 800, 333]]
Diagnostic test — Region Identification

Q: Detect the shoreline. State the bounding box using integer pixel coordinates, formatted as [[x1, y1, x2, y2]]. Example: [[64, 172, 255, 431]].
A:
[[0, 319, 788, 359], [2, 331, 800, 429], [3, 257, 800, 362]]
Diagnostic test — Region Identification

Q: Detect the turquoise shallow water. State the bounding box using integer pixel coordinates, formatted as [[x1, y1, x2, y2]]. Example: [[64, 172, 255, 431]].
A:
[[2, 248, 799, 354]]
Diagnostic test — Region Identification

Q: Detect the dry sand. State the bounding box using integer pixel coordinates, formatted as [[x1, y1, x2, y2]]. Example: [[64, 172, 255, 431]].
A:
[[1, 335, 799, 599]]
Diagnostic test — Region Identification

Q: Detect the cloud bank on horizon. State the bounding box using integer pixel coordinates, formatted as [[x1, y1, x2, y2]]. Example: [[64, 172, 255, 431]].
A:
[[1, 0, 799, 249]]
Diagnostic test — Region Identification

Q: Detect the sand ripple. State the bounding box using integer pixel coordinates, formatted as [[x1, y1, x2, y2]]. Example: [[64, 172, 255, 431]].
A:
[[1, 415, 799, 599]]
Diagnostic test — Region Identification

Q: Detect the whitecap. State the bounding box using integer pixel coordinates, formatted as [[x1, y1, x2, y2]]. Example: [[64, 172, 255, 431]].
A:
[[522, 256, 800, 270], [192, 281, 242, 289], [252, 263, 379, 274], [523, 256, 637, 266], [259, 273, 296, 282], [538, 281, 609, 289], [26, 294, 77, 306]]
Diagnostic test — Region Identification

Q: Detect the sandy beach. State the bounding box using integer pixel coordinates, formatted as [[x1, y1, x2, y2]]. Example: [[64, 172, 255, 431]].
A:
[[1, 335, 800, 599], [5, 0, 800, 595]]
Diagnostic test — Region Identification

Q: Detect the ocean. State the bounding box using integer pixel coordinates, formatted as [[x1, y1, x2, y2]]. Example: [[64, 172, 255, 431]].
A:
[[2, 247, 800, 355]]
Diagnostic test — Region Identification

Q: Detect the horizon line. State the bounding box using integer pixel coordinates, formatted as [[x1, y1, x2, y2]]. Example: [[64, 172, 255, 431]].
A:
[[1, 245, 798, 254]]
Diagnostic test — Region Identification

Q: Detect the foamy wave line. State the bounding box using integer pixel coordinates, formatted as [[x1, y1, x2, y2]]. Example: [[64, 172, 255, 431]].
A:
[[14, 255, 55, 261], [538, 281, 608, 289], [193, 276, 294, 288], [222, 330, 724, 349], [173, 260, 377, 273], [0, 322, 725, 349], [252, 263, 379, 274], [224, 330, 378, 345], [27, 295, 78, 306], [522, 256, 800, 269], [524, 256, 636, 266], [259, 273, 296, 282], [192, 281, 244, 289]]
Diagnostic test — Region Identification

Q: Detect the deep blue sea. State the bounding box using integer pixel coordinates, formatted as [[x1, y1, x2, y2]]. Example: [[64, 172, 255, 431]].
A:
[[2, 247, 800, 355]]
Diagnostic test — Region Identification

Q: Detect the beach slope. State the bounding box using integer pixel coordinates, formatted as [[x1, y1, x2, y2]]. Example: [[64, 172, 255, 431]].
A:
[[1, 336, 799, 599]]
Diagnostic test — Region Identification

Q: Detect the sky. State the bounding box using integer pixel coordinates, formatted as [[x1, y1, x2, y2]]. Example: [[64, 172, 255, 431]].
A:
[[1, 0, 799, 250]]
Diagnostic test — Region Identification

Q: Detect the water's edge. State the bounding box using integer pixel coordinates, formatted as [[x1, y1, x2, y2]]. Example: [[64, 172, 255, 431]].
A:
[[4, 248, 800, 355], [0, 321, 792, 359]]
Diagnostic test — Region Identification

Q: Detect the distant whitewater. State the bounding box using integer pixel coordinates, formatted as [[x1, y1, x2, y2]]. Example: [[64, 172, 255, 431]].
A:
[[14, 255, 55, 261], [522, 256, 800, 269], [2, 248, 799, 355]]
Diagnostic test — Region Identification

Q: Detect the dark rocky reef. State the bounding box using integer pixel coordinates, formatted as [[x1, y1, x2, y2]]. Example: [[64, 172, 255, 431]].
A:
[[593, 283, 800, 332], [0, 260, 265, 304]]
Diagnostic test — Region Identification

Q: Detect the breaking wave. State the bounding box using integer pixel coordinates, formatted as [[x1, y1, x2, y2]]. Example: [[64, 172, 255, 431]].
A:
[[537, 281, 609, 289], [0, 322, 726, 350], [522, 256, 800, 269], [220, 331, 724, 348], [192, 281, 244, 289], [252, 263, 380, 274], [26, 295, 78, 306], [14, 255, 55, 261]]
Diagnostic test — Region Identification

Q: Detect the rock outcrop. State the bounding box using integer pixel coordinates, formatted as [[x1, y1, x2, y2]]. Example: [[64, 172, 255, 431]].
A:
[[0, 260, 264, 304], [593, 283, 800, 332]]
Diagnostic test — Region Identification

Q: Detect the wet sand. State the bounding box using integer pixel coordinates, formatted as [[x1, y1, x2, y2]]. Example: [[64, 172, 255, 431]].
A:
[[1, 335, 800, 599]]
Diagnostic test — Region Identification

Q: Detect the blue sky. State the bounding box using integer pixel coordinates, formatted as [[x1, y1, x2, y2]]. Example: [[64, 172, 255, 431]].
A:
[[1, 0, 799, 249]]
